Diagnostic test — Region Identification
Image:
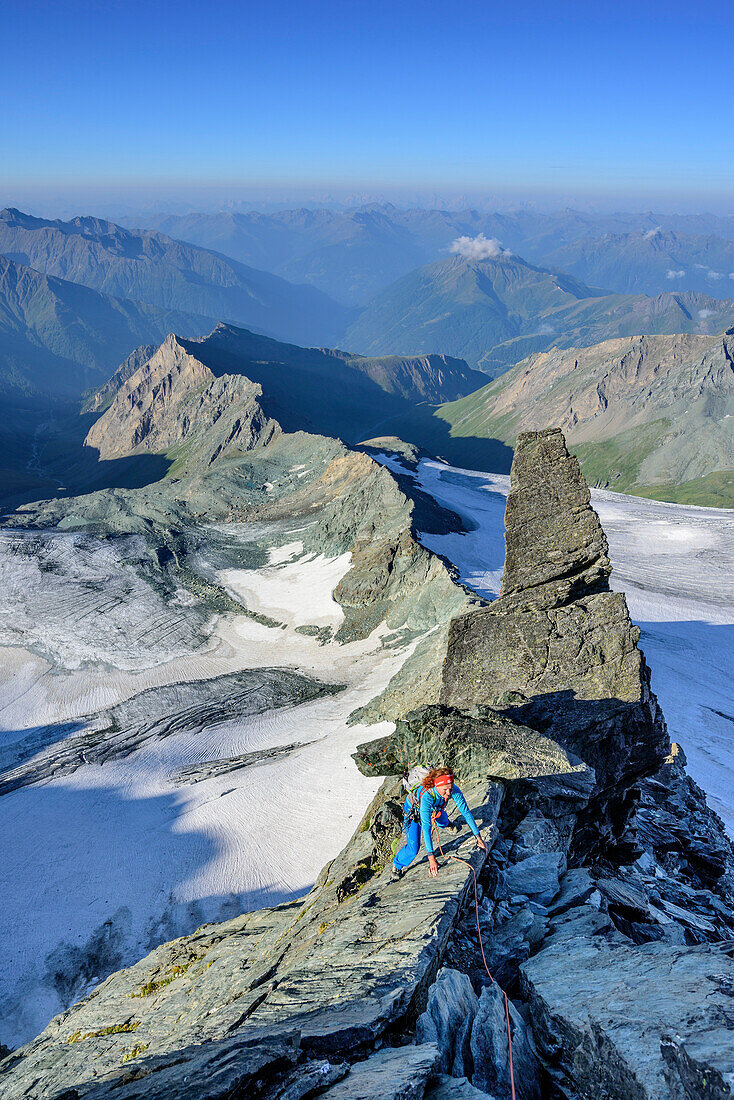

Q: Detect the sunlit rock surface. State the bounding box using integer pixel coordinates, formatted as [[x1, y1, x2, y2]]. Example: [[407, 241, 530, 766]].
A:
[[441, 429, 668, 856]]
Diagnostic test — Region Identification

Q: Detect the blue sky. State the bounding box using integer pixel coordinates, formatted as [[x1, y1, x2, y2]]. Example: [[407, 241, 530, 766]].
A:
[[1, 0, 732, 207]]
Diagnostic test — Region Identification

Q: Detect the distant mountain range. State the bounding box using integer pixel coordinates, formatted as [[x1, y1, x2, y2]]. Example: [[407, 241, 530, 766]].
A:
[[343, 250, 734, 374], [134, 206, 436, 306], [0, 208, 352, 346], [464, 209, 734, 260], [542, 229, 734, 297], [3, 202, 734, 511], [130, 205, 734, 304], [435, 332, 734, 506], [86, 323, 486, 459], [0, 254, 212, 506], [0, 254, 209, 398], [0, 318, 485, 511]]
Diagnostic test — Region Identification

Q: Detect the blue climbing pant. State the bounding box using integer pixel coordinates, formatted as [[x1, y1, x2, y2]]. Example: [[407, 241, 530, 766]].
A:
[[394, 810, 450, 870]]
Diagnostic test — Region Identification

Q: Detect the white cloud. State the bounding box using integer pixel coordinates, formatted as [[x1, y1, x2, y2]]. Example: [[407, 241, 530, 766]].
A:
[[666, 269, 685, 279], [694, 263, 708, 269], [450, 234, 511, 261], [698, 309, 716, 319], [643, 226, 663, 240], [538, 323, 555, 335], [707, 270, 725, 280], [730, 273, 734, 280]]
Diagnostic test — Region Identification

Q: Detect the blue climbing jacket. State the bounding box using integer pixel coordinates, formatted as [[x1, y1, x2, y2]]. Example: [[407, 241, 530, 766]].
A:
[[403, 784, 480, 855]]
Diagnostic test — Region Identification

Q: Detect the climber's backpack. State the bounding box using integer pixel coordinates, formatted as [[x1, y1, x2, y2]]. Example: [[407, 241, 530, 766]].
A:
[[402, 764, 433, 823]]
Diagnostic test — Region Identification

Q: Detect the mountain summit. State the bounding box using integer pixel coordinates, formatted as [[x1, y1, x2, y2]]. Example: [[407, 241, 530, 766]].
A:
[[83, 323, 486, 466], [345, 249, 734, 375]]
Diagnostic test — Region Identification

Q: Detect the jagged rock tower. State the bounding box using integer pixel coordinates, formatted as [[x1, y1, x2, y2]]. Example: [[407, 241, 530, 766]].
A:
[[441, 428, 669, 853]]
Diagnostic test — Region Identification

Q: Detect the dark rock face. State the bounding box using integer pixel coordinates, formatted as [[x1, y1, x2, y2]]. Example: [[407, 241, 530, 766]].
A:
[[353, 704, 595, 827], [443, 738, 734, 1099], [635, 743, 733, 894], [441, 428, 668, 854], [500, 429, 611, 610]]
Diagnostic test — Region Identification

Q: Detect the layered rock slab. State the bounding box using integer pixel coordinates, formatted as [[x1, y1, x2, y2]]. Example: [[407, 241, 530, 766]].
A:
[[353, 704, 595, 824], [440, 429, 668, 841], [0, 778, 501, 1099], [318, 1043, 442, 1100], [521, 905, 734, 1099]]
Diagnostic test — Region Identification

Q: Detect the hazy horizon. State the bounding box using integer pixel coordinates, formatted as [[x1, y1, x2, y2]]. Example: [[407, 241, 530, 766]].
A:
[[3, 1, 733, 220], [3, 182, 734, 223]]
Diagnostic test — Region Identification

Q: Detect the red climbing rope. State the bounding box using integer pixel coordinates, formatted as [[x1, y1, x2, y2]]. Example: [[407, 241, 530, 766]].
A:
[[432, 813, 517, 1100]]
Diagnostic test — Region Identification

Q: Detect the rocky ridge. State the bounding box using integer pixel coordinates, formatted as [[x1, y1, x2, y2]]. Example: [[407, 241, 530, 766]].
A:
[[324, 348, 486, 403], [84, 333, 281, 466], [83, 324, 486, 464], [344, 249, 734, 376], [436, 332, 734, 506], [0, 207, 352, 347], [0, 254, 210, 399], [3, 428, 733, 1098], [441, 429, 669, 857]]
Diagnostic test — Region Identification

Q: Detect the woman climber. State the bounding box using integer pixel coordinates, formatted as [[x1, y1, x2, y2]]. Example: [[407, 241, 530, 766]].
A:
[[391, 767, 486, 881]]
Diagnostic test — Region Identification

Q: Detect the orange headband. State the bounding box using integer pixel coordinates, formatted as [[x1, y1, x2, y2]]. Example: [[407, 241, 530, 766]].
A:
[[434, 773, 453, 786]]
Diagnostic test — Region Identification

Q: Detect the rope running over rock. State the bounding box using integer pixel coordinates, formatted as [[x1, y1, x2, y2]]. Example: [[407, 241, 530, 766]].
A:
[[431, 813, 517, 1100]]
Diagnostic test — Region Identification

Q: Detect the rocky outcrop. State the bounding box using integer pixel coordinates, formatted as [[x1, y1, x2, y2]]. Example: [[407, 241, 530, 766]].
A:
[[437, 332, 734, 504], [353, 704, 595, 823], [441, 428, 668, 856], [94, 322, 485, 448], [242, 444, 479, 721], [499, 427, 611, 608], [0, 774, 503, 1099], [84, 334, 280, 466], [470, 984, 539, 1100], [417, 968, 479, 1078], [416, 970, 541, 1100]]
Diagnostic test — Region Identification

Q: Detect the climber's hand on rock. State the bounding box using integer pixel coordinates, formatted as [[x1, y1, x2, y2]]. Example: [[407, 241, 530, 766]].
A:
[[475, 835, 487, 851], [428, 854, 439, 877]]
